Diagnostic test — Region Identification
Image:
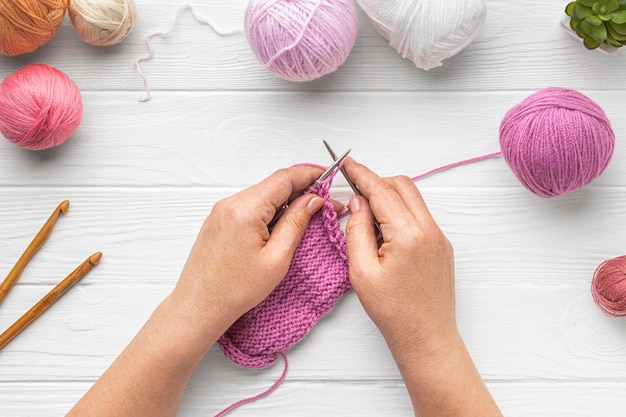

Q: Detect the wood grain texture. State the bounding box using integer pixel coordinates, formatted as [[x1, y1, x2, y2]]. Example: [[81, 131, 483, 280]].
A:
[[1, 0, 626, 415]]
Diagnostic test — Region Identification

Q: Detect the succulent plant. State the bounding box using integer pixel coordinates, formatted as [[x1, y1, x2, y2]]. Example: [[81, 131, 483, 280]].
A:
[[565, 0, 626, 49]]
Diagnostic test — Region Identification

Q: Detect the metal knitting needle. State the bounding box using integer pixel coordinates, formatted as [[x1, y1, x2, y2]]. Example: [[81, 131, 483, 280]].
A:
[[268, 148, 351, 231], [322, 140, 383, 241], [312, 147, 351, 187]]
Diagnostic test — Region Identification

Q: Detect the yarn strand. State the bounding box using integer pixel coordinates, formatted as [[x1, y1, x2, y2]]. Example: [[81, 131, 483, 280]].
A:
[[411, 151, 503, 181], [213, 352, 289, 417], [135, 4, 242, 102]]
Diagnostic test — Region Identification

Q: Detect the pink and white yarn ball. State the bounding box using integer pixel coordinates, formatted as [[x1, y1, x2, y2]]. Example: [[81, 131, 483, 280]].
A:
[[244, 0, 359, 81]]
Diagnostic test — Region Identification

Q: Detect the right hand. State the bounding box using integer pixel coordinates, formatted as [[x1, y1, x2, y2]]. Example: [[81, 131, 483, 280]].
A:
[[343, 158, 458, 356]]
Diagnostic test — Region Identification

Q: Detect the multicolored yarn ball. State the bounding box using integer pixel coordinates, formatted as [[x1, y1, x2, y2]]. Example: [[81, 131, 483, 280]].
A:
[[592, 256, 626, 317], [499, 87, 615, 198], [69, 0, 137, 47], [244, 0, 359, 81], [356, 0, 487, 70], [0, 64, 82, 151], [0, 0, 68, 56]]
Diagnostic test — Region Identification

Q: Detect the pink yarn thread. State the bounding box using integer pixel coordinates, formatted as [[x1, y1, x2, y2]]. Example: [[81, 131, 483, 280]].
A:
[[0, 64, 82, 151], [135, 4, 242, 102], [411, 151, 503, 182], [218, 166, 350, 367], [592, 256, 626, 317], [499, 87, 615, 198], [213, 353, 289, 417], [245, 0, 358, 81]]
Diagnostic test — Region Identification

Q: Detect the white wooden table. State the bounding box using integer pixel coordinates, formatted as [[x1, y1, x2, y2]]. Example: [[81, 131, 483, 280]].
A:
[[2, 1, 626, 415]]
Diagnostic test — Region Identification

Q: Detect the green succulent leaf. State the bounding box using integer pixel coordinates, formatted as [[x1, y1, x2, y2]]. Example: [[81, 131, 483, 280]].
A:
[[573, 3, 594, 18], [587, 14, 604, 24], [577, 0, 596, 6], [607, 0, 620, 11], [578, 19, 596, 36], [575, 21, 588, 38], [611, 10, 626, 23], [571, 17, 582, 30], [566, 1, 576, 16], [606, 31, 625, 46], [607, 21, 626, 38], [590, 21, 609, 39], [583, 36, 602, 49], [608, 19, 626, 34], [593, 0, 620, 14]]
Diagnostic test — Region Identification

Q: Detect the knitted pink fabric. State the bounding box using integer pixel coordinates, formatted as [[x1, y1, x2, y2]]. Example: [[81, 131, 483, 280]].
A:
[[218, 174, 350, 368]]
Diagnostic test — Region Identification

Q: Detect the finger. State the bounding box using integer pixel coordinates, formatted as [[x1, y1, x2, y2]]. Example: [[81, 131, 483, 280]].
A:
[[346, 195, 380, 276], [251, 165, 323, 206], [243, 165, 323, 224], [343, 158, 413, 225], [264, 193, 325, 263], [388, 175, 437, 226], [342, 157, 382, 200]]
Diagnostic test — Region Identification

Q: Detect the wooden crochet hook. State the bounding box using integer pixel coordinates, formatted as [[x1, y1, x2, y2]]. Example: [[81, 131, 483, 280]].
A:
[[0, 252, 102, 351], [0, 200, 70, 305]]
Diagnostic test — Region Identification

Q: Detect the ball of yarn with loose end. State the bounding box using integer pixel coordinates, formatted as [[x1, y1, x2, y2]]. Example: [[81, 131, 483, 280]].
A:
[[592, 256, 626, 317], [0, 0, 69, 56], [0, 64, 83, 151], [499, 87, 615, 198], [356, 0, 487, 70], [69, 0, 137, 47], [245, 0, 358, 81]]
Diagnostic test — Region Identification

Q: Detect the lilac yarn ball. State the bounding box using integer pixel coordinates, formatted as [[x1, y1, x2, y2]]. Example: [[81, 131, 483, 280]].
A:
[[499, 87, 615, 198], [244, 0, 358, 82]]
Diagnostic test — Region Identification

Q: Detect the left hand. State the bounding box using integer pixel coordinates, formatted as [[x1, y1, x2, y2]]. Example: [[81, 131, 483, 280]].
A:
[[171, 165, 327, 334]]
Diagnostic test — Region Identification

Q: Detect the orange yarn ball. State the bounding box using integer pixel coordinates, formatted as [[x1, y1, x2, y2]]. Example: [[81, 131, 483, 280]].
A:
[[0, 0, 69, 56]]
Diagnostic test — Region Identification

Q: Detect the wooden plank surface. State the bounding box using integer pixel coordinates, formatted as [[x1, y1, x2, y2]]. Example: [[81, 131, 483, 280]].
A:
[[1, 0, 626, 415]]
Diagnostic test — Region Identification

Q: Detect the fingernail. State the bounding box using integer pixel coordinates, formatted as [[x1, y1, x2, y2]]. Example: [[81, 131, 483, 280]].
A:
[[348, 195, 360, 212], [332, 199, 346, 213], [307, 196, 325, 215]]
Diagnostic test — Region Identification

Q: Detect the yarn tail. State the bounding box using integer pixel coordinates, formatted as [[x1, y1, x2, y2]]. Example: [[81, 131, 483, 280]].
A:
[[135, 4, 243, 102], [213, 353, 289, 417], [411, 151, 503, 181]]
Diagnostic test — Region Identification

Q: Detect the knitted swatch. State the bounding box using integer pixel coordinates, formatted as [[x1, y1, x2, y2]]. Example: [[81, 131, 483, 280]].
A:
[[218, 174, 350, 368]]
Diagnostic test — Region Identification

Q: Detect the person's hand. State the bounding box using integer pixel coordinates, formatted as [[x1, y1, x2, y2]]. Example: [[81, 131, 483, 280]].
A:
[[343, 158, 457, 356], [172, 165, 327, 334], [343, 158, 503, 417]]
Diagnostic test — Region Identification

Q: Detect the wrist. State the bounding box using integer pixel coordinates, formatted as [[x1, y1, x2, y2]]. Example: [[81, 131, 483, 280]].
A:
[[165, 288, 236, 345], [381, 320, 464, 376]]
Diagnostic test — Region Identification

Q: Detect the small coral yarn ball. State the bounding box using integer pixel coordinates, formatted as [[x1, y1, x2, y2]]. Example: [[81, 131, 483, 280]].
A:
[[69, 0, 137, 47], [244, 0, 358, 81], [0, 64, 83, 151], [499, 87, 615, 198], [592, 256, 626, 317], [0, 0, 69, 56]]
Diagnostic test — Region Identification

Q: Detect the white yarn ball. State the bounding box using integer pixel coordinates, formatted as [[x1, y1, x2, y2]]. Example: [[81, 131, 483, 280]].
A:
[[356, 0, 487, 70]]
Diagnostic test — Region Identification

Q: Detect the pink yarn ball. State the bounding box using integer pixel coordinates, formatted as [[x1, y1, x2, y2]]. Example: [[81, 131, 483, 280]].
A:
[[244, 0, 358, 82], [592, 256, 626, 317], [0, 64, 82, 151], [499, 87, 615, 198]]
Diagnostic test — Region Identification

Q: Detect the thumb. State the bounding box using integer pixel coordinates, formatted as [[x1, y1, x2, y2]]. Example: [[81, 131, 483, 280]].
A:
[[266, 193, 325, 257], [346, 195, 379, 277]]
